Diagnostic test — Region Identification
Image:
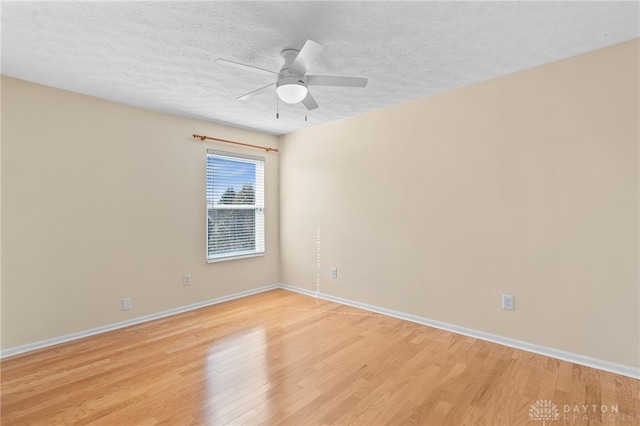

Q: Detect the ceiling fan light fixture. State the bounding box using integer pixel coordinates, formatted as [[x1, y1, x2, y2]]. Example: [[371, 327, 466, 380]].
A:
[[276, 77, 308, 104]]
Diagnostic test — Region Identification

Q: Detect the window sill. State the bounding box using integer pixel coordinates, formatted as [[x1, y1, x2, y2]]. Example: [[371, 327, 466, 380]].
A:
[[207, 252, 265, 263]]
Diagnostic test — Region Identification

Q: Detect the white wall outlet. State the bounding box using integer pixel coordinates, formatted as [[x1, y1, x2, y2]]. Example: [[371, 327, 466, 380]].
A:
[[502, 294, 514, 310], [183, 274, 191, 286], [122, 298, 132, 311], [331, 268, 338, 279]]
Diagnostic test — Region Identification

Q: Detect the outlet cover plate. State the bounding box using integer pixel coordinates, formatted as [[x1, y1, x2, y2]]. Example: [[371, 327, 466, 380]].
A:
[[502, 294, 514, 310]]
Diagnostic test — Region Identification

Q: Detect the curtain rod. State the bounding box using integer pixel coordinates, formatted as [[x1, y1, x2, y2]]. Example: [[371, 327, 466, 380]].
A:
[[192, 133, 279, 153]]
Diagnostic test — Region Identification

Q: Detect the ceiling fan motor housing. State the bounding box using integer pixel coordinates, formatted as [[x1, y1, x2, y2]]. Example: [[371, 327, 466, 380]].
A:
[[277, 75, 307, 88], [277, 49, 307, 89]]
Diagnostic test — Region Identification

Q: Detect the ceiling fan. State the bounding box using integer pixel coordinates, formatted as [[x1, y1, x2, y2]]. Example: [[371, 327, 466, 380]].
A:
[[215, 40, 368, 111]]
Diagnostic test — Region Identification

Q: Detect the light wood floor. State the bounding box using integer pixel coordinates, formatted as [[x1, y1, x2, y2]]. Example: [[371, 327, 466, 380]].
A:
[[1, 289, 638, 425]]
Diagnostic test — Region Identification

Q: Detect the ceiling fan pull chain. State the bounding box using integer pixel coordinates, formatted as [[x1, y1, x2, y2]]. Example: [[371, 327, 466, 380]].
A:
[[276, 94, 280, 119], [305, 108, 308, 122]]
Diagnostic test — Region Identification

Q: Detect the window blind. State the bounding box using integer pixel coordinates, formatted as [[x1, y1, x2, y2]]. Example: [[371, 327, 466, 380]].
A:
[[206, 150, 265, 262]]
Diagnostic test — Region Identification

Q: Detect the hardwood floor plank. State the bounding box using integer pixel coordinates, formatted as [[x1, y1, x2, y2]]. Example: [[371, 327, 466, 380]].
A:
[[1, 289, 638, 425]]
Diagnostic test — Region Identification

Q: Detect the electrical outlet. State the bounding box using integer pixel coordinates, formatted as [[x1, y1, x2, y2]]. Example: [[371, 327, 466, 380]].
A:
[[502, 294, 514, 310], [122, 298, 132, 311], [183, 274, 191, 286], [331, 268, 338, 279]]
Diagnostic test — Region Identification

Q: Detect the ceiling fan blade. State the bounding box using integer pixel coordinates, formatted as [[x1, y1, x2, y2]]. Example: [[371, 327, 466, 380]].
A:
[[215, 59, 277, 77], [307, 75, 368, 87], [302, 92, 319, 111], [290, 40, 324, 76], [237, 83, 276, 101]]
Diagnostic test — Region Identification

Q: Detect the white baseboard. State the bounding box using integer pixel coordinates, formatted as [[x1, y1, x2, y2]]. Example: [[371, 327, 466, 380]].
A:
[[3, 282, 638, 380], [0, 284, 279, 359], [279, 284, 640, 380]]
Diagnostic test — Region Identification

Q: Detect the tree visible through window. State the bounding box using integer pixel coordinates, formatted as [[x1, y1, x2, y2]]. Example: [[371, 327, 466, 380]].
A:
[[206, 150, 265, 261]]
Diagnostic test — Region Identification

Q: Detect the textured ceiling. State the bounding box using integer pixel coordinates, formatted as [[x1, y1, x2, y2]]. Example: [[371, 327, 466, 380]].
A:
[[2, 1, 638, 136]]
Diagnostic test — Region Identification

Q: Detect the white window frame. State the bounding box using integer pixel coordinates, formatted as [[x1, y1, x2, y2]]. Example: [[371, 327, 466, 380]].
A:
[[206, 150, 265, 263]]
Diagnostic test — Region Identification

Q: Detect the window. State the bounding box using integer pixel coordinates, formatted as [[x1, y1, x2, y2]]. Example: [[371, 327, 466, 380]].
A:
[[206, 150, 265, 262]]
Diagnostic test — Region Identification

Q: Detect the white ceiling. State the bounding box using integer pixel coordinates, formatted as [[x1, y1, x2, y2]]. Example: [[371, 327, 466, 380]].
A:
[[2, 1, 638, 136]]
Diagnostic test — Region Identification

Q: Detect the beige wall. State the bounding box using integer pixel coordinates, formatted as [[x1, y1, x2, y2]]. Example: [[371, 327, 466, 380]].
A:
[[280, 40, 639, 367], [2, 40, 638, 369], [1, 76, 280, 349]]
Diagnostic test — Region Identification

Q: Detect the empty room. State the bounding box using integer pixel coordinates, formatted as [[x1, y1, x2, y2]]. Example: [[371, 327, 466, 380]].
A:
[[1, 1, 638, 425]]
